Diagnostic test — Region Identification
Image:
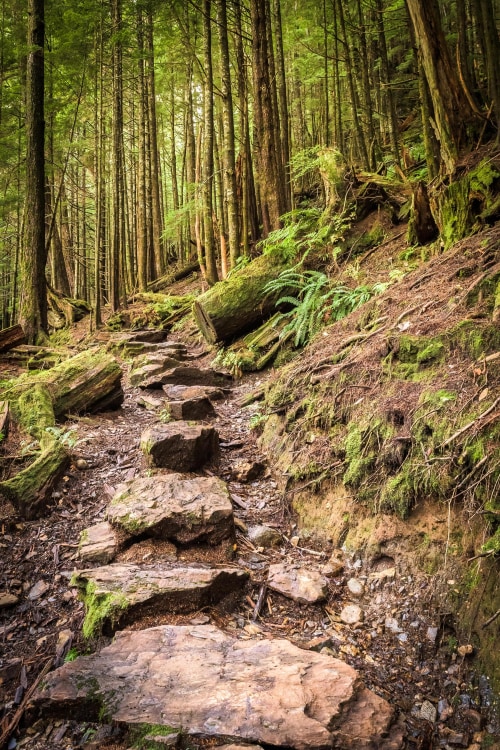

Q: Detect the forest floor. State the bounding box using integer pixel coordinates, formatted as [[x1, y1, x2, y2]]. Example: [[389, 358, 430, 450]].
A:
[[0, 323, 498, 750], [1, 221, 499, 749]]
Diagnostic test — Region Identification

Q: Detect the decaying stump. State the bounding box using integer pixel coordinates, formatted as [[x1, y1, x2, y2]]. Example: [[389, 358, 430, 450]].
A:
[[408, 181, 439, 244], [0, 349, 123, 518], [0, 325, 26, 353], [193, 254, 286, 344]]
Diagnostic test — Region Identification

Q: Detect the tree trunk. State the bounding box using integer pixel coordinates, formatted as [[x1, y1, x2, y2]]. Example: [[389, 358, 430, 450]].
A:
[[217, 0, 240, 269], [406, 0, 476, 172], [146, 6, 164, 277], [193, 254, 286, 343], [19, 0, 47, 343], [202, 0, 219, 285]]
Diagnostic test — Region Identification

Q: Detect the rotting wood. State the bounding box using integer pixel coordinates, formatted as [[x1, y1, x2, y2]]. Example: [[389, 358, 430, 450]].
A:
[[146, 261, 200, 293], [0, 402, 9, 440], [0, 325, 26, 353]]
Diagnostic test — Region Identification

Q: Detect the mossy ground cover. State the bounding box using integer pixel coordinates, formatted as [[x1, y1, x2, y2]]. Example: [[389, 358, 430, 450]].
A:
[[259, 223, 500, 530]]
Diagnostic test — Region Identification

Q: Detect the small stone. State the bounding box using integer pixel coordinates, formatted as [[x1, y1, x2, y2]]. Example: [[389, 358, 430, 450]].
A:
[[340, 604, 364, 625], [137, 393, 165, 410], [419, 699, 437, 723], [28, 580, 49, 600], [427, 626, 438, 643], [0, 592, 19, 609], [385, 617, 402, 633], [290, 535, 300, 547], [462, 708, 481, 732], [75, 458, 88, 470], [143, 733, 179, 747], [233, 517, 248, 533], [346, 578, 364, 597], [321, 550, 345, 577], [78, 522, 119, 565], [267, 563, 328, 604], [232, 460, 266, 482], [247, 525, 282, 548], [457, 644, 474, 657]]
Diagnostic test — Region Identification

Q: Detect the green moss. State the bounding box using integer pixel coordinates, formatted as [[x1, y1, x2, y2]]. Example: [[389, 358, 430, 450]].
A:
[[16, 384, 55, 439], [343, 419, 391, 488], [72, 578, 129, 638], [128, 724, 180, 750]]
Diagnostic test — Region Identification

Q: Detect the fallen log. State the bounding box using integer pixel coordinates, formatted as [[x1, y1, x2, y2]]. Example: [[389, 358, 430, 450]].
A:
[[0, 325, 26, 353], [0, 349, 123, 518], [193, 255, 286, 344], [147, 261, 200, 293]]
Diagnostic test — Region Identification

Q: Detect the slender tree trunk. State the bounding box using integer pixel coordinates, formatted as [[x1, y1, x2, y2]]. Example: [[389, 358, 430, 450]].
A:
[[272, 0, 291, 209], [217, 0, 240, 269], [136, 8, 148, 292], [250, 0, 287, 236], [145, 6, 164, 277], [202, 0, 219, 285], [110, 0, 124, 310], [20, 0, 46, 342], [375, 0, 400, 166]]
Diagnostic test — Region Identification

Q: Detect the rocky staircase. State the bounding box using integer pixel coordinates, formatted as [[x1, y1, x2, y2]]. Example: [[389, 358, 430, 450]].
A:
[[32, 330, 403, 750]]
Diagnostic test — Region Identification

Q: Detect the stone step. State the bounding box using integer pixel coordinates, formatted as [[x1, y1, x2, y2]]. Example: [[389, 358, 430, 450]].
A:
[[34, 624, 401, 750], [78, 521, 120, 564], [71, 563, 248, 636], [130, 359, 182, 387], [140, 422, 219, 471], [107, 473, 234, 545], [139, 366, 232, 390], [163, 384, 229, 401], [166, 396, 216, 421]]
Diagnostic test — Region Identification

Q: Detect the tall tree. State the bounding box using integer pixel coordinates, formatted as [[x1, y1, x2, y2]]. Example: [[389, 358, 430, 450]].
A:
[[406, 0, 477, 172], [20, 0, 46, 342]]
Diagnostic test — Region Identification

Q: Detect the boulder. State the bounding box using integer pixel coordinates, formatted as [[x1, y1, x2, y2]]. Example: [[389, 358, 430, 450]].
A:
[[72, 563, 248, 636], [34, 624, 398, 750], [107, 474, 234, 545], [129, 330, 167, 343], [140, 422, 219, 471], [78, 521, 120, 564], [267, 563, 328, 604], [167, 397, 216, 421]]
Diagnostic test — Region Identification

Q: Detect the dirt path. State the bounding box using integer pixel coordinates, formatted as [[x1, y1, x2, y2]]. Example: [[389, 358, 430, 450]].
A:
[[0, 336, 497, 749]]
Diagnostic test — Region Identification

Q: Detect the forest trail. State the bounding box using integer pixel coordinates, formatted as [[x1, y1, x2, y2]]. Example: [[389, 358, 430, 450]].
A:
[[0, 330, 496, 749]]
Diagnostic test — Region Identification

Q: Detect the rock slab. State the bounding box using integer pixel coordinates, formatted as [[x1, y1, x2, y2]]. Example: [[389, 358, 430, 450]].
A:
[[267, 563, 328, 604], [78, 521, 119, 564], [34, 624, 397, 750], [73, 563, 248, 633], [167, 396, 216, 421], [141, 422, 219, 471], [107, 474, 234, 544]]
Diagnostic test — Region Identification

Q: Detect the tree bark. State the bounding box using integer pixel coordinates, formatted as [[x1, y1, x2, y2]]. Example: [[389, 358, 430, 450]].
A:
[[406, 0, 476, 172], [202, 0, 219, 285], [0, 324, 26, 352], [19, 0, 47, 343]]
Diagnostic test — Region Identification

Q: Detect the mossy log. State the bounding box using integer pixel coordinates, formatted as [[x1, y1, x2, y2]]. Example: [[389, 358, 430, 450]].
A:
[[0, 434, 69, 518], [146, 261, 200, 293], [0, 324, 26, 353], [193, 255, 286, 344], [0, 349, 123, 518]]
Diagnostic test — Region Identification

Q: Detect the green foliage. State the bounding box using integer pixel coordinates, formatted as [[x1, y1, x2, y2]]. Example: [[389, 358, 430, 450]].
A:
[[264, 268, 389, 347], [260, 206, 352, 264]]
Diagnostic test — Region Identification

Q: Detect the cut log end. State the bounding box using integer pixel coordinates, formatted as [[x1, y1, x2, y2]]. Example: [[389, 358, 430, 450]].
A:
[[0, 325, 26, 354], [193, 300, 219, 344]]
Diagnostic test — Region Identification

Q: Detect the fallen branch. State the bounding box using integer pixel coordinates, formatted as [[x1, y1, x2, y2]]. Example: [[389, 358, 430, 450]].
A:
[[482, 609, 500, 629], [0, 657, 52, 749], [252, 583, 268, 621], [441, 398, 500, 448]]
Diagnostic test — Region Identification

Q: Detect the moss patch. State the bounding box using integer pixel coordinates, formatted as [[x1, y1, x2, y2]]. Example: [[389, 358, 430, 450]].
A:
[[72, 577, 129, 638]]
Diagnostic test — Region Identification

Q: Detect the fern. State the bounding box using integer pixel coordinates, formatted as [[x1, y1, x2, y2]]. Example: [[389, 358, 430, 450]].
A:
[[265, 271, 389, 348]]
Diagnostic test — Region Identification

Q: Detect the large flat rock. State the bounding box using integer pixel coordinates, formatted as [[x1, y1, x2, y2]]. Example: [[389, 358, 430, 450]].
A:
[[140, 422, 219, 471], [72, 563, 248, 635], [34, 624, 397, 750], [107, 474, 234, 544]]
